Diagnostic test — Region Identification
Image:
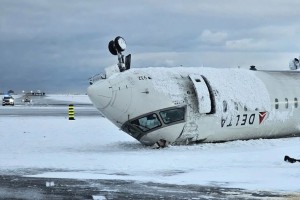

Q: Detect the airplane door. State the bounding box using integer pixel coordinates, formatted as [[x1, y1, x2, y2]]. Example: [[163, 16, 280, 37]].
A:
[[188, 74, 214, 114]]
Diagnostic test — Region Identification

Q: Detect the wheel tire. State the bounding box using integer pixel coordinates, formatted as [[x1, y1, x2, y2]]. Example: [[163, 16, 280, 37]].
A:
[[108, 40, 117, 55], [114, 36, 126, 52]]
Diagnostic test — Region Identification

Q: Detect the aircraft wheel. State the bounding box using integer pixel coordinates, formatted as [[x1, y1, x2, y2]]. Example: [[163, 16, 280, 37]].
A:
[[114, 36, 126, 52], [108, 40, 117, 55]]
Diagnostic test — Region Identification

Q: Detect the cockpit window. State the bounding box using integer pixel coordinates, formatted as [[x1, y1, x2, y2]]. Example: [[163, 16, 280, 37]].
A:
[[159, 107, 185, 124], [130, 113, 161, 132]]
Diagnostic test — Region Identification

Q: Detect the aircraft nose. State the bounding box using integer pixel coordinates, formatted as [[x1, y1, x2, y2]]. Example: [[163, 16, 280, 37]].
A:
[[87, 80, 112, 109]]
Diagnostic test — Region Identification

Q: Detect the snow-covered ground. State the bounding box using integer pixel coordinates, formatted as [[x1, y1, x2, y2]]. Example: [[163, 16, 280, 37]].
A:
[[44, 94, 92, 104], [0, 113, 299, 195]]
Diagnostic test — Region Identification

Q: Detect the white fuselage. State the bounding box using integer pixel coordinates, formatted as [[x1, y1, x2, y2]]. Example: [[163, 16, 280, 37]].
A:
[[87, 66, 300, 146]]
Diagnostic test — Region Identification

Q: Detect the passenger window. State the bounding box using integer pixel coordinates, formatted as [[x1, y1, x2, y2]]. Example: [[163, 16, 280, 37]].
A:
[[295, 98, 298, 108], [285, 98, 288, 109], [223, 101, 227, 112], [130, 114, 161, 132], [275, 98, 279, 109], [234, 102, 238, 111], [160, 107, 185, 124]]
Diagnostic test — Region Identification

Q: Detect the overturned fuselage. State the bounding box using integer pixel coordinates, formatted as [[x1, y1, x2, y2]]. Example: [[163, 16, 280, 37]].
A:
[[88, 66, 300, 146]]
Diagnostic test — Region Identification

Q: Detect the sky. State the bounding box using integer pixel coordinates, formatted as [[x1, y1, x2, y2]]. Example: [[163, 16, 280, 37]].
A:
[[1, 0, 300, 93]]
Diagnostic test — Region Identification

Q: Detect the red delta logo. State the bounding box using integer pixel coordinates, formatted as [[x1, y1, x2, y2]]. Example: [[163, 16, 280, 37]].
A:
[[259, 112, 267, 124]]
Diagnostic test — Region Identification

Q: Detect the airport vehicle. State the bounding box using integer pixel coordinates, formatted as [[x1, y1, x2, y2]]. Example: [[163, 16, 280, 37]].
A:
[[87, 36, 300, 147], [29, 90, 45, 96], [22, 96, 32, 103], [2, 95, 15, 106]]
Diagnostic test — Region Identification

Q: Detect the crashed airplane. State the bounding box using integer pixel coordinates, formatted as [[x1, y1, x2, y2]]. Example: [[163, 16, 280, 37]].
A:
[[88, 36, 300, 147]]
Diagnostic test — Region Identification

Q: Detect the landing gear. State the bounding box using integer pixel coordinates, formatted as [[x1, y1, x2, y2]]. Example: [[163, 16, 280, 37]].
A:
[[107, 36, 131, 72]]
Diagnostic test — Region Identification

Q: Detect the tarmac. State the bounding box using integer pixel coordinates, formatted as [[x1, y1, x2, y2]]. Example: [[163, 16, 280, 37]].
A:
[[0, 172, 292, 200]]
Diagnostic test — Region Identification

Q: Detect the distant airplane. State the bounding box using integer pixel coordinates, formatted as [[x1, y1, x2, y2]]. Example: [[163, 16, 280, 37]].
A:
[[88, 36, 300, 147]]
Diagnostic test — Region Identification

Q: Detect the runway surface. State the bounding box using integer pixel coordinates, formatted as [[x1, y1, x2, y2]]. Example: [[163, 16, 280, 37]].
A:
[[0, 94, 100, 117], [0, 173, 290, 200], [0, 95, 298, 199]]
